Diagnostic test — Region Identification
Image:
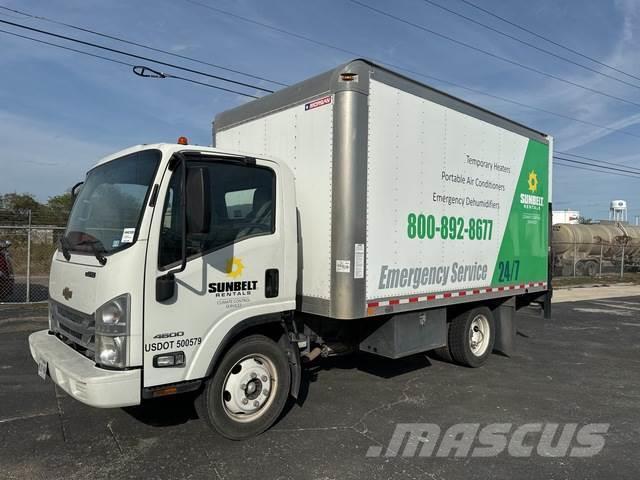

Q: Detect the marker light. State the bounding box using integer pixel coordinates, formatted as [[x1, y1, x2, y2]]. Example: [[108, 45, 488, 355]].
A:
[[177, 136, 189, 145], [153, 351, 186, 368]]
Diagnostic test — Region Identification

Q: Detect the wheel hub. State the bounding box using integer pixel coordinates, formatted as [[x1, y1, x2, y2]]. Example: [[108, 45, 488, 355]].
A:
[[222, 355, 276, 421], [469, 315, 490, 357], [245, 378, 262, 399]]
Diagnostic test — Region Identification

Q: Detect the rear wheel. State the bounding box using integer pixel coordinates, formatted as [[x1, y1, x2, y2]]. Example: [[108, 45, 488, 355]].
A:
[[196, 334, 291, 440], [448, 307, 495, 368]]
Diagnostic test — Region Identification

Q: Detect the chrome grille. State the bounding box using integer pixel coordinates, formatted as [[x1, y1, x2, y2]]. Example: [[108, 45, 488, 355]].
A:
[[51, 300, 95, 359]]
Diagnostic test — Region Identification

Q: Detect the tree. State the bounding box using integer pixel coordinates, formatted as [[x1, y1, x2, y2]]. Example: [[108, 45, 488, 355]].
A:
[[0, 193, 42, 215], [0, 193, 45, 224], [0, 192, 72, 225], [46, 193, 74, 225]]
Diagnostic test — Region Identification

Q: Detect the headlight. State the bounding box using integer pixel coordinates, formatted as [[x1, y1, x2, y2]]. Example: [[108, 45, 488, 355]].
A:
[[95, 294, 130, 368], [96, 294, 129, 335], [96, 335, 127, 368]]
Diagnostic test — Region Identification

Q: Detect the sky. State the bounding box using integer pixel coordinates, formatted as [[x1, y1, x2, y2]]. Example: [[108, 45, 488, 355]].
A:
[[1, 0, 640, 221]]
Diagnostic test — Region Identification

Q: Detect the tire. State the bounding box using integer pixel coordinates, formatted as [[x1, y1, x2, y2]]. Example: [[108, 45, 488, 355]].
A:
[[430, 320, 453, 362], [448, 307, 495, 368], [585, 260, 598, 277], [195, 334, 291, 440]]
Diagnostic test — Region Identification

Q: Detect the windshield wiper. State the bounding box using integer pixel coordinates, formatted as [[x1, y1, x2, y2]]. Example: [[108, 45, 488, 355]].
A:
[[59, 236, 71, 261], [75, 239, 108, 266]]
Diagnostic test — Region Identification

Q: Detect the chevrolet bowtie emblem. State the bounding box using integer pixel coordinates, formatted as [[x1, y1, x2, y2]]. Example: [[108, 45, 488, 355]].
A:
[[62, 287, 73, 301]]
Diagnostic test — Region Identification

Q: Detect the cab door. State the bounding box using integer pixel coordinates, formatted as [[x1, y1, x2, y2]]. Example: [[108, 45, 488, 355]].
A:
[[143, 154, 292, 388]]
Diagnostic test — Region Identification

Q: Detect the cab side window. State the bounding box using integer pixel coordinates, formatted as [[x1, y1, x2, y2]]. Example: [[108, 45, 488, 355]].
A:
[[158, 160, 275, 269]]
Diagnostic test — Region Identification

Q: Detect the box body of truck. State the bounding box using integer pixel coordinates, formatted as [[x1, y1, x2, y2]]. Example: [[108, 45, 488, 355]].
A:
[[215, 59, 553, 321]]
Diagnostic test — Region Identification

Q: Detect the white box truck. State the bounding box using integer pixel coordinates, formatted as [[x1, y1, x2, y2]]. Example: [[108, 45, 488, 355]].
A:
[[29, 60, 552, 439]]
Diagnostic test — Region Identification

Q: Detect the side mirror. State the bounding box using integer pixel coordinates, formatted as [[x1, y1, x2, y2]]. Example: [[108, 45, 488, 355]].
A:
[[156, 273, 175, 302], [186, 167, 211, 234]]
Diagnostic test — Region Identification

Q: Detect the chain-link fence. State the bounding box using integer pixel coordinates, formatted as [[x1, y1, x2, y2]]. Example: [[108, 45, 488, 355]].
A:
[[552, 240, 638, 278], [0, 211, 65, 303]]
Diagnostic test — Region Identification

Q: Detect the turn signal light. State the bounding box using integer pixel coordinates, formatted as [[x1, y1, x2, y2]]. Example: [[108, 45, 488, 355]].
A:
[[152, 386, 178, 398]]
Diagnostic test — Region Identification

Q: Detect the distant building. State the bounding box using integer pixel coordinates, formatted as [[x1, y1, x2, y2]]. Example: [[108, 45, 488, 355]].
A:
[[552, 210, 580, 225]]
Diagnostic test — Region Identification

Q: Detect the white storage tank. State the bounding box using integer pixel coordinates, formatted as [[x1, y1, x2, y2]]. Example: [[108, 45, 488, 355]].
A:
[[610, 200, 627, 222]]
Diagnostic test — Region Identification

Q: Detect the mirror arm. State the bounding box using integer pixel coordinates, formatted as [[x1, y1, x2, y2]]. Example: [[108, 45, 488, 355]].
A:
[[168, 153, 188, 276], [156, 154, 188, 303], [71, 181, 84, 201]]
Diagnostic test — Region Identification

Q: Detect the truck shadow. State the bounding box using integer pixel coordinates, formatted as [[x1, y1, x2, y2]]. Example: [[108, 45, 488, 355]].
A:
[[123, 393, 199, 427], [123, 352, 434, 429], [287, 352, 433, 414]]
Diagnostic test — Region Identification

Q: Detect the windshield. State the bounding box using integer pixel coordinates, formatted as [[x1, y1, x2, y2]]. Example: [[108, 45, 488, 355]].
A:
[[64, 149, 160, 255]]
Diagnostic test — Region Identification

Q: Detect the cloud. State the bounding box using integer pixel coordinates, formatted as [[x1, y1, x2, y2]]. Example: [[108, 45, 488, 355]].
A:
[[170, 44, 190, 53]]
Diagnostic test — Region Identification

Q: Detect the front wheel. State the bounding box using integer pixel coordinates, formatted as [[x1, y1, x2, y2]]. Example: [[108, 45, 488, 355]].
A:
[[196, 334, 291, 440], [448, 307, 495, 368]]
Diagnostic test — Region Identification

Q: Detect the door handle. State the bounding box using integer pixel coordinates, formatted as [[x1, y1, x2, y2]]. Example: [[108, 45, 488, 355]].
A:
[[265, 269, 279, 298]]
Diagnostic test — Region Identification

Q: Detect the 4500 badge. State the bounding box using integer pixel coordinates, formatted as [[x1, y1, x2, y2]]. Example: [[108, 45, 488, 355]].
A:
[[145, 331, 202, 352]]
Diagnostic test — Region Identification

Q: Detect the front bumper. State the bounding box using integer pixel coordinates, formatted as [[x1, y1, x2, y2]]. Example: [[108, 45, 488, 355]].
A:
[[29, 330, 141, 408]]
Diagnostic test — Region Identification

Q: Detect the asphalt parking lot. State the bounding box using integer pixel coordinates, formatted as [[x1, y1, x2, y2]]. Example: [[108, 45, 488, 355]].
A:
[[1, 293, 639, 479]]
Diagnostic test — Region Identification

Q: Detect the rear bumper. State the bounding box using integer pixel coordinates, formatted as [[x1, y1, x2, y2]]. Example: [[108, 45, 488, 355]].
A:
[[28, 330, 141, 408]]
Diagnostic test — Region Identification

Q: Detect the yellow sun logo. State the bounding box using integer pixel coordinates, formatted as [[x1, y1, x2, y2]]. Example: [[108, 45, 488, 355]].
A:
[[226, 257, 245, 278], [527, 170, 539, 193]]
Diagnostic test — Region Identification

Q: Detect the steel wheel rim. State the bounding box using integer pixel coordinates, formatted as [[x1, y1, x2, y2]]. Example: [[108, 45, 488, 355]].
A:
[[469, 314, 490, 357], [221, 353, 278, 423]]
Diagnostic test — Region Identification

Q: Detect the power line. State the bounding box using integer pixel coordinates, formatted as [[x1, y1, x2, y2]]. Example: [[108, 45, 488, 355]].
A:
[[183, 0, 640, 142], [2, 26, 636, 176], [5, 2, 640, 149], [0, 29, 259, 98], [419, 0, 640, 91], [0, 4, 288, 88], [0, 18, 273, 94], [554, 155, 640, 176], [556, 151, 640, 173], [155, 71, 259, 98], [554, 159, 640, 179], [183, 0, 367, 64], [0, 28, 133, 67], [457, 0, 640, 84], [347, 0, 640, 110]]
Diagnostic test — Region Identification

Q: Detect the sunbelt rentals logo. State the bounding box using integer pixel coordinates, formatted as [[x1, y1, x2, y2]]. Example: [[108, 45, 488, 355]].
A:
[[208, 257, 259, 305], [520, 169, 544, 210]]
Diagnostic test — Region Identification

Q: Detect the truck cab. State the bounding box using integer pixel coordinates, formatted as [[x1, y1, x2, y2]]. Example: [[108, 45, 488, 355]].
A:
[[29, 143, 300, 439]]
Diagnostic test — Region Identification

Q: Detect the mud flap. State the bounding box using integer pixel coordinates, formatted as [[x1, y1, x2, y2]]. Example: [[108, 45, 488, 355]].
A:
[[543, 290, 552, 319], [493, 299, 516, 357], [280, 335, 301, 399]]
